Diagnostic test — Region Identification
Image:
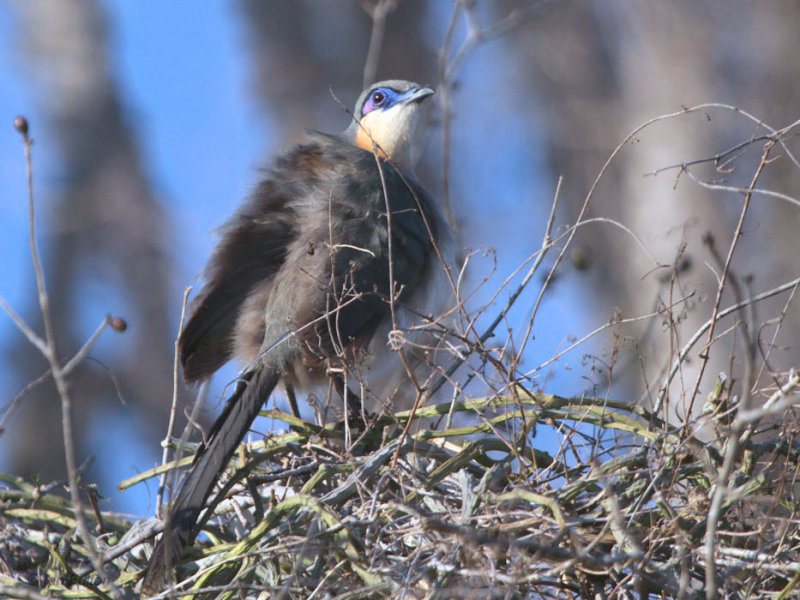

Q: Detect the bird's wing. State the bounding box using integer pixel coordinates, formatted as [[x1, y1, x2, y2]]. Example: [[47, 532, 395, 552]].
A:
[[179, 174, 299, 383]]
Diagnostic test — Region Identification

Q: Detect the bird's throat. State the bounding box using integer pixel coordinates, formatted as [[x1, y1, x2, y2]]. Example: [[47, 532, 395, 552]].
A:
[[354, 124, 392, 159]]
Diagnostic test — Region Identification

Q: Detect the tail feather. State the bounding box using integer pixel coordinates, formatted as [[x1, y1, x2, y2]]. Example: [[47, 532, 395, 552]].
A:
[[142, 366, 280, 593]]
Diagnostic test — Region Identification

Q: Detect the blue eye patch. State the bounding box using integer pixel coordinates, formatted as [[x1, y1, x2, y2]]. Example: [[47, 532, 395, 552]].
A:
[[361, 87, 398, 116]]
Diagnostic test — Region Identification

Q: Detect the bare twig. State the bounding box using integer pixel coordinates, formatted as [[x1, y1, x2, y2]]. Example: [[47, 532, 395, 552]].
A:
[[702, 141, 773, 600], [14, 117, 121, 597], [155, 286, 192, 516]]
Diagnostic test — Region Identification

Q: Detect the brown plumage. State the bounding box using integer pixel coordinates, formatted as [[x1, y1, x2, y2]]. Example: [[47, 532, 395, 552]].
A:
[[142, 81, 457, 592]]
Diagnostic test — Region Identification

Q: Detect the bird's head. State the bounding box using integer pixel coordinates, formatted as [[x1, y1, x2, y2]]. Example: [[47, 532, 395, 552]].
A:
[[346, 79, 434, 163]]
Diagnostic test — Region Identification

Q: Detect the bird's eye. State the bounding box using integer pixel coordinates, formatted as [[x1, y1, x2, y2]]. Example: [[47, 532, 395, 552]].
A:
[[371, 90, 386, 105]]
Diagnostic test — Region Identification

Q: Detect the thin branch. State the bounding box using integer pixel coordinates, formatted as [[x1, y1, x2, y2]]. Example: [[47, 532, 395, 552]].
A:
[[0, 294, 48, 355], [702, 140, 773, 600], [0, 315, 115, 437], [155, 286, 192, 516], [15, 118, 122, 597]]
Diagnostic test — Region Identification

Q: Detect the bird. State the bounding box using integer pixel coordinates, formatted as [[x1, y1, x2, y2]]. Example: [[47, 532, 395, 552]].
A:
[[142, 79, 459, 592]]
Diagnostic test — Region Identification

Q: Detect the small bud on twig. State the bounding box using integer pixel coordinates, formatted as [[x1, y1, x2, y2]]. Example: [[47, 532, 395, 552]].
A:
[[13, 115, 29, 136], [109, 316, 128, 332]]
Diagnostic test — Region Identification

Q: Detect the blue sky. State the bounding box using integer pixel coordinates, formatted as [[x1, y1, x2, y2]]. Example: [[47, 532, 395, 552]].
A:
[[0, 2, 594, 517]]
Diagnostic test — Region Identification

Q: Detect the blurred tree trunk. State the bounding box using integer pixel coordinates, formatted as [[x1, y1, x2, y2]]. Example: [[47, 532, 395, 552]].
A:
[[592, 3, 728, 423], [729, 3, 800, 392], [7, 0, 175, 482], [504, 1, 800, 425]]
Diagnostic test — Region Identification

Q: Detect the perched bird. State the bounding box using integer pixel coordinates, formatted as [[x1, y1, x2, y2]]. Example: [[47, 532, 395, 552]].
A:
[[142, 80, 459, 591]]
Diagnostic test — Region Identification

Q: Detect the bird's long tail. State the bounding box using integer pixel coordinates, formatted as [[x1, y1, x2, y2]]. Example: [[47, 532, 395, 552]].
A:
[[142, 366, 280, 593]]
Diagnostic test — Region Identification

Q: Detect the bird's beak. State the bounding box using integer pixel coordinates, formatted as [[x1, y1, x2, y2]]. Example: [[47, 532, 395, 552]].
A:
[[399, 87, 435, 105]]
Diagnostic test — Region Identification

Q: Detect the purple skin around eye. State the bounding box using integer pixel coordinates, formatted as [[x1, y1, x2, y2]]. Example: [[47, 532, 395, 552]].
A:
[[362, 99, 376, 116]]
